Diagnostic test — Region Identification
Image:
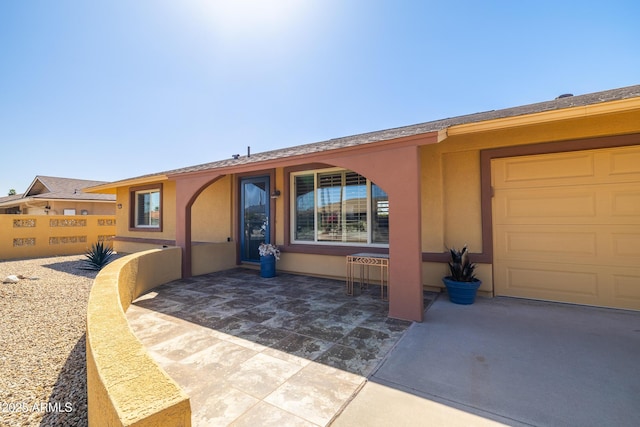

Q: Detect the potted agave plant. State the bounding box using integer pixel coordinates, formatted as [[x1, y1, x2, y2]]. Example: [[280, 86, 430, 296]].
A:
[[442, 245, 481, 304], [258, 242, 280, 278]]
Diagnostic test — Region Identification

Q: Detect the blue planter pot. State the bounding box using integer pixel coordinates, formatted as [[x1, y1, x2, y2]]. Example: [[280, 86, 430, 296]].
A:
[[442, 277, 481, 305], [260, 255, 276, 278]]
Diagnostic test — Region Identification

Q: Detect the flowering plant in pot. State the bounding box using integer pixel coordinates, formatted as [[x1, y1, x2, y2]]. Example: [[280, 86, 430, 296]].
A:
[[258, 243, 280, 278], [443, 245, 482, 304]]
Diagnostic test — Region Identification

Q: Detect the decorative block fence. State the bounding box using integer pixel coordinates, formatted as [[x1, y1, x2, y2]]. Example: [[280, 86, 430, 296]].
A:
[[0, 215, 116, 260]]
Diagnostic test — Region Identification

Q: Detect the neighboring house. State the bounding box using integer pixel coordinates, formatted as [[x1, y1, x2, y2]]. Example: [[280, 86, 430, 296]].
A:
[[86, 85, 640, 321], [0, 176, 116, 215]]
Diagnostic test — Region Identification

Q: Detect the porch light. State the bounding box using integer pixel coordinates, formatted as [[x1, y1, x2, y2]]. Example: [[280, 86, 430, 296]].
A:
[[270, 190, 281, 199]]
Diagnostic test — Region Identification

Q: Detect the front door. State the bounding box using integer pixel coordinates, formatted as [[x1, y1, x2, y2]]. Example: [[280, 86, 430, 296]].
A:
[[240, 176, 270, 262]]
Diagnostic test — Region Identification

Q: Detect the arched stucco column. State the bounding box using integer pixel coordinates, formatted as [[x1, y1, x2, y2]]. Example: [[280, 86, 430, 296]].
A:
[[173, 173, 225, 278], [326, 145, 424, 322]]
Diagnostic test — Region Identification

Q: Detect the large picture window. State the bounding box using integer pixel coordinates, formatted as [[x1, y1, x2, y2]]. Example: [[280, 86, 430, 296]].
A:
[[292, 169, 389, 245], [130, 184, 162, 230]]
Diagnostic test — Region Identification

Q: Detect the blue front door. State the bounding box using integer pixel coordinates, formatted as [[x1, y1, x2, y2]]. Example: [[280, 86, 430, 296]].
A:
[[240, 176, 270, 262]]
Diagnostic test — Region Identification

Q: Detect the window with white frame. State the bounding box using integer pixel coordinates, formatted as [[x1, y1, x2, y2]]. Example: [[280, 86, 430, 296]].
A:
[[292, 169, 389, 245], [133, 187, 161, 228]]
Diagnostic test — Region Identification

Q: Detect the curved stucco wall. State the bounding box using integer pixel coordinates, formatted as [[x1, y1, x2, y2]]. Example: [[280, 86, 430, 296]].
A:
[[86, 247, 191, 426]]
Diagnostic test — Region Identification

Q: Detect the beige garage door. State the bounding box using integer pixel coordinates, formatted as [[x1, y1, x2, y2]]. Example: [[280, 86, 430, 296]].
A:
[[492, 145, 640, 310]]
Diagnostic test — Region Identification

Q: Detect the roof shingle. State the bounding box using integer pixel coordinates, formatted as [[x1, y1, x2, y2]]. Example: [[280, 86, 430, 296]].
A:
[[160, 84, 640, 177]]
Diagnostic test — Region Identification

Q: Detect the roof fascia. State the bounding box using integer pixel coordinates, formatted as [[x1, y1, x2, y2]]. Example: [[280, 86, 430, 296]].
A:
[[0, 196, 34, 208], [32, 197, 115, 203], [83, 175, 168, 193], [168, 131, 440, 180], [447, 97, 640, 136]]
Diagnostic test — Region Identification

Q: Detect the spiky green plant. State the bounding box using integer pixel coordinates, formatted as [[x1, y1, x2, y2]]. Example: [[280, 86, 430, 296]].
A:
[[81, 241, 115, 271], [447, 245, 477, 282]]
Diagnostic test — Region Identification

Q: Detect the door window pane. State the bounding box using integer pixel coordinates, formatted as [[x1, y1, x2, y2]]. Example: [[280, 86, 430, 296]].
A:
[[242, 178, 268, 261]]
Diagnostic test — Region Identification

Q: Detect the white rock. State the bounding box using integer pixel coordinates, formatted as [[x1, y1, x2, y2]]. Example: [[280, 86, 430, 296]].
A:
[[3, 275, 20, 283]]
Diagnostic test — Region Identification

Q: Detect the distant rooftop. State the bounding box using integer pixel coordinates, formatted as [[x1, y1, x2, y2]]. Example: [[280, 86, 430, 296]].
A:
[[0, 176, 115, 207]]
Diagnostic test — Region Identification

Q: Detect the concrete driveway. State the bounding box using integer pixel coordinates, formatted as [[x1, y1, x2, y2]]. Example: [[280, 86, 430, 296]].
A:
[[334, 296, 640, 427]]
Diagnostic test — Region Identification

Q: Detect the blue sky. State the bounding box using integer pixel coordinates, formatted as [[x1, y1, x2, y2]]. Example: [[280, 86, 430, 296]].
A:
[[1, 0, 638, 194]]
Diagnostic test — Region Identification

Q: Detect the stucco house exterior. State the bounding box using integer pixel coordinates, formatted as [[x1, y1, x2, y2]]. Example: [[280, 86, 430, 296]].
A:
[[0, 176, 116, 215], [86, 85, 640, 321]]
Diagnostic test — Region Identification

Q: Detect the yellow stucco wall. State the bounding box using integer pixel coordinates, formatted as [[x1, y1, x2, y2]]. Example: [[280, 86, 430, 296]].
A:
[[113, 240, 167, 254], [114, 181, 176, 240], [114, 181, 176, 254], [274, 168, 285, 246], [278, 252, 346, 280], [191, 242, 237, 276], [86, 247, 191, 426], [0, 215, 116, 260], [419, 109, 640, 290], [192, 175, 233, 242], [420, 145, 484, 254]]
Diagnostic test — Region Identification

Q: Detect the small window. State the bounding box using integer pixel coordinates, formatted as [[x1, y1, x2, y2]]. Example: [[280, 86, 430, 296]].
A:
[[130, 184, 162, 231]]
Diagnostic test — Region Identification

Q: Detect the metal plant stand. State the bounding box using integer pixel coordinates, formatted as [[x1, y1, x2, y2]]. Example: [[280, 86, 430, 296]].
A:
[[346, 253, 390, 300]]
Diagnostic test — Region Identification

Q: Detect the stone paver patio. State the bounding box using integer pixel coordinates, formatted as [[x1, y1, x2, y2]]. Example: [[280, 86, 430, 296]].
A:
[[126, 268, 434, 426]]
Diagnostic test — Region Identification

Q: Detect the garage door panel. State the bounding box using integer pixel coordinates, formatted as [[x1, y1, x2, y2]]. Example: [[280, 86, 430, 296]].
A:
[[500, 152, 595, 185], [496, 225, 640, 266], [496, 190, 597, 220], [612, 233, 640, 258], [493, 146, 640, 189], [497, 264, 640, 309], [503, 265, 599, 297], [494, 185, 640, 225], [500, 229, 597, 259], [608, 146, 640, 177], [493, 145, 640, 311], [611, 189, 640, 217], [613, 275, 640, 309]]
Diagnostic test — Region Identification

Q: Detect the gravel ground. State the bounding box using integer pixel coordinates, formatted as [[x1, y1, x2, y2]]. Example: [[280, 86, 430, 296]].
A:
[[0, 255, 102, 427]]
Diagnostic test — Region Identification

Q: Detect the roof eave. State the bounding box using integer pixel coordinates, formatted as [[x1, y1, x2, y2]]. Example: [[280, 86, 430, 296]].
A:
[[0, 196, 34, 208], [36, 197, 115, 203], [447, 96, 640, 136], [83, 175, 169, 194]]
